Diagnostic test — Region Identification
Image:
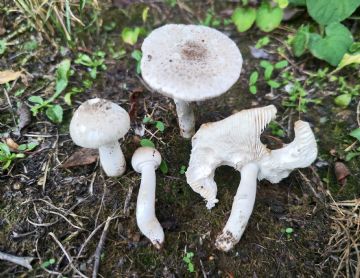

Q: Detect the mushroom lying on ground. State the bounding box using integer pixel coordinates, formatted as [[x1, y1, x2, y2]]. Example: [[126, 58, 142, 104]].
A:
[[70, 98, 130, 177], [131, 147, 164, 249], [141, 24, 242, 138], [185, 105, 318, 251]]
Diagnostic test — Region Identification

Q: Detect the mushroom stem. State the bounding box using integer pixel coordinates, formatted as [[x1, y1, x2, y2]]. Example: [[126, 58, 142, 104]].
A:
[[174, 99, 195, 138], [98, 142, 126, 177], [215, 163, 259, 252], [136, 163, 164, 249]]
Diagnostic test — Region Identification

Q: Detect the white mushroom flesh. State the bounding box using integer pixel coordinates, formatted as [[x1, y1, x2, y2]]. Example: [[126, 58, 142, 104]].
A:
[[186, 105, 318, 251]]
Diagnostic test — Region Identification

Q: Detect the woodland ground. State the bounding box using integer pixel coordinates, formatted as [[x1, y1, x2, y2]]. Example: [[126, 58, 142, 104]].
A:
[[0, 1, 359, 277]]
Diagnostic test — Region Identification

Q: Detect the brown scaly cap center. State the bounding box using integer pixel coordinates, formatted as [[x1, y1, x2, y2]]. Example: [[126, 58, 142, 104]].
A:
[[181, 40, 207, 61]]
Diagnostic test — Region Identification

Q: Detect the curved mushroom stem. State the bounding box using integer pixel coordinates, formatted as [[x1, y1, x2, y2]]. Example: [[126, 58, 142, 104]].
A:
[[174, 99, 195, 138], [98, 141, 126, 177], [215, 163, 259, 252], [136, 163, 164, 249]]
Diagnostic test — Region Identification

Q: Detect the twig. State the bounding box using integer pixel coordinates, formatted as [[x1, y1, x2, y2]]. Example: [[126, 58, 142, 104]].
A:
[[92, 217, 112, 278], [0, 251, 34, 270], [48, 232, 87, 278], [123, 186, 133, 216]]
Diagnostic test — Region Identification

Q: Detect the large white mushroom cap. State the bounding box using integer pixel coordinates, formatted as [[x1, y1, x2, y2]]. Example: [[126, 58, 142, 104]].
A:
[[141, 24, 243, 102], [70, 98, 130, 149]]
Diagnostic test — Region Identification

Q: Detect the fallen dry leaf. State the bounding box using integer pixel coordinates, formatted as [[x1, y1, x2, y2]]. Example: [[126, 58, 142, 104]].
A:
[[61, 148, 98, 168], [16, 101, 31, 133], [0, 70, 22, 84], [334, 162, 350, 186], [5, 138, 19, 150]]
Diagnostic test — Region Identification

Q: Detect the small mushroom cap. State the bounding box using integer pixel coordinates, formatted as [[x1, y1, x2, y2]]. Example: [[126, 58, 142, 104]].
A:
[[141, 24, 243, 102], [131, 147, 162, 173], [70, 98, 130, 149]]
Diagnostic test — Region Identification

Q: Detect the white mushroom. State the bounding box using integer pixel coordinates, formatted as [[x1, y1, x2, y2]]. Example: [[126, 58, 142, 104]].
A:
[[70, 98, 130, 177], [141, 24, 243, 138], [185, 105, 318, 251], [131, 147, 164, 249]]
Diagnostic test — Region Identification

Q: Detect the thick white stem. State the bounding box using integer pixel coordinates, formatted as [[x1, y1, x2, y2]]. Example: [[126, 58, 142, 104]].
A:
[[136, 163, 164, 249], [98, 142, 126, 177], [174, 99, 195, 138], [215, 163, 259, 252]]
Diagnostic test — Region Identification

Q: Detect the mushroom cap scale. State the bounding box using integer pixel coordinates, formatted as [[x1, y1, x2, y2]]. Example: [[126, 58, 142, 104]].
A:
[[70, 98, 130, 149], [141, 24, 243, 102], [131, 147, 162, 173]]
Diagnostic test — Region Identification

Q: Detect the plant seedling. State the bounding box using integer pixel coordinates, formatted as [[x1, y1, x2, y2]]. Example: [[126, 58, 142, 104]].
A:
[[40, 258, 56, 269], [183, 252, 195, 273], [0, 143, 25, 170], [179, 165, 186, 174], [75, 51, 106, 79], [281, 227, 294, 239], [143, 116, 165, 132], [249, 71, 258, 94], [131, 50, 142, 74], [255, 36, 270, 49]]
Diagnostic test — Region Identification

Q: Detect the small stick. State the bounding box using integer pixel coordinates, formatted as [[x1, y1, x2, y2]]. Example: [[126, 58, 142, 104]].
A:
[[92, 217, 112, 278], [48, 232, 87, 278], [0, 251, 34, 270]]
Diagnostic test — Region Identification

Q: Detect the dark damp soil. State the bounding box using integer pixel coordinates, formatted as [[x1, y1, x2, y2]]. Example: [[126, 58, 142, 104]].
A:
[[0, 1, 359, 277]]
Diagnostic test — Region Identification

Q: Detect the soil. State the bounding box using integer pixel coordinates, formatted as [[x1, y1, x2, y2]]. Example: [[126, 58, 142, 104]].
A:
[[0, 1, 359, 277]]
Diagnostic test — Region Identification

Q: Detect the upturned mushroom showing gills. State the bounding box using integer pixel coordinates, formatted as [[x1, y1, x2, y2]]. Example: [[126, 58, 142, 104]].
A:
[[141, 24, 242, 138], [70, 98, 130, 177], [131, 147, 164, 249], [185, 105, 318, 251]]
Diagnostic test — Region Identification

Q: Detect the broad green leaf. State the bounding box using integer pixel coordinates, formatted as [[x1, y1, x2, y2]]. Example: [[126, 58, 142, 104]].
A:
[[275, 60, 288, 69], [260, 60, 272, 68], [291, 25, 310, 57], [334, 94, 352, 107], [131, 50, 142, 61], [46, 105, 63, 123], [264, 65, 274, 80], [159, 160, 168, 174], [28, 96, 44, 104], [350, 128, 360, 141], [274, 0, 289, 9], [249, 85, 257, 94], [90, 67, 97, 79], [288, 0, 306, 6], [307, 0, 360, 26], [231, 7, 256, 32], [285, 227, 293, 234], [0, 143, 11, 156], [55, 59, 71, 95], [64, 93, 72, 106], [267, 80, 281, 88], [155, 121, 165, 132], [255, 36, 270, 48], [255, 3, 283, 32], [0, 39, 7, 55], [140, 139, 155, 148], [249, 71, 258, 85], [308, 23, 353, 66], [121, 27, 140, 45], [17, 144, 27, 151]]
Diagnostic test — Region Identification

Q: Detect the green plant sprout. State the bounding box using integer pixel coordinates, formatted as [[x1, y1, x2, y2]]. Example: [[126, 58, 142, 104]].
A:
[[281, 227, 294, 239], [40, 258, 56, 270], [75, 51, 106, 79], [268, 121, 285, 137], [131, 50, 142, 74], [143, 116, 165, 132], [0, 141, 37, 171], [346, 128, 360, 161], [179, 165, 186, 174], [183, 251, 195, 273]]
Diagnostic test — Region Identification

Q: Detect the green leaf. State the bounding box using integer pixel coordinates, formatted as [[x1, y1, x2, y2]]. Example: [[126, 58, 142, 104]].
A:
[[64, 93, 72, 106], [90, 67, 97, 79], [274, 60, 288, 69], [350, 128, 360, 141], [255, 36, 270, 48], [291, 25, 310, 57], [121, 27, 141, 45], [159, 160, 168, 174], [255, 3, 283, 32], [27, 142, 38, 150], [264, 65, 274, 80], [350, 42, 360, 53], [23, 40, 38, 51], [285, 227, 293, 234], [155, 121, 165, 132], [260, 60, 272, 68], [46, 105, 63, 124], [334, 94, 352, 107], [288, 0, 306, 6], [180, 165, 186, 174], [231, 7, 257, 32], [335, 53, 360, 72], [75, 53, 93, 66], [0, 39, 7, 55], [274, 0, 289, 9], [249, 85, 257, 94], [267, 80, 281, 88], [142, 116, 152, 123], [131, 50, 142, 61], [307, 0, 360, 26], [0, 143, 11, 156], [308, 23, 353, 66], [249, 71, 259, 85], [28, 96, 44, 104], [142, 7, 150, 22], [345, 152, 360, 161], [17, 144, 27, 151], [55, 59, 71, 95], [140, 139, 155, 148]]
